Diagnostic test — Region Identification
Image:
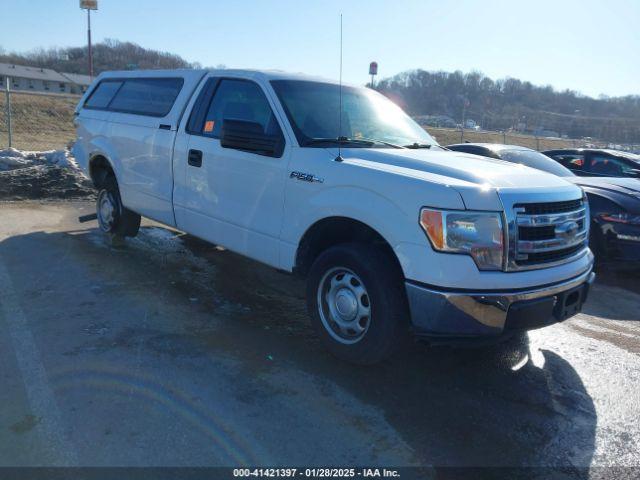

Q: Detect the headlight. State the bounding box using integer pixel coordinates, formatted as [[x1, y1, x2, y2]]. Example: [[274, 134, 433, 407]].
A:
[[600, 212, 640, 226], [419, 208, 504, 270]]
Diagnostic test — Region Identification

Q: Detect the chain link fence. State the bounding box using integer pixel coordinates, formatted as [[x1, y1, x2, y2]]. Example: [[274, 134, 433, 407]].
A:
[[424, 127, 613, 151], [0, 89, 78, 151], [0, 88, 635, 153]]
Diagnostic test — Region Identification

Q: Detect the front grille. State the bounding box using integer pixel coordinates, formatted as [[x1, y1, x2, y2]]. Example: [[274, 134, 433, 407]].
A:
[[519, 225, 555, 241], [518, 219, 584, 241], [512, 198, 588, 268], [516, 244, 584, 266], [519, 199, 583, 215]]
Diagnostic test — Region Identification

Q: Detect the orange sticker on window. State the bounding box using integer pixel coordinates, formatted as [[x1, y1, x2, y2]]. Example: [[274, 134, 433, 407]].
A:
[[204, 120, 215, 132]]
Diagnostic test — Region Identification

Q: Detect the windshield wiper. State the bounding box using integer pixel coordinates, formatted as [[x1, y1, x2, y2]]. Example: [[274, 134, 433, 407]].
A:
[[355, 137, 405, 149], [403, 142, 433, 149], [304, 136, 404, 149]]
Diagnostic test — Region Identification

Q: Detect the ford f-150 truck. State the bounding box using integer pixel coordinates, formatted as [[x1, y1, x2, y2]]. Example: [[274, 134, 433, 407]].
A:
[[73, 69, 595, 364]]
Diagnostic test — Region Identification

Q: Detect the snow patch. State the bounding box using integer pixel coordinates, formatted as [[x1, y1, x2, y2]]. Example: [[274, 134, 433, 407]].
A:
[[0, 148, 93, 200], [0, 148, 77, 171]]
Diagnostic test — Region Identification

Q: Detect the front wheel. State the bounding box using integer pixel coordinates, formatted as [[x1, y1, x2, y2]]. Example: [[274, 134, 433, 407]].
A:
[[96, 176, 141, 237], [306, 243, 409, 365]]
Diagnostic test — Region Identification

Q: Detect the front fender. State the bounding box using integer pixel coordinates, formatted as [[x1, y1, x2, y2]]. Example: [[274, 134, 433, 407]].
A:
[[279, 185, 441, 274]]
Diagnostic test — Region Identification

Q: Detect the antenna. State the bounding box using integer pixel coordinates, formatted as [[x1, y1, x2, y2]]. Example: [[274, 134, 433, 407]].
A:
[[335, 14, 344, 162]]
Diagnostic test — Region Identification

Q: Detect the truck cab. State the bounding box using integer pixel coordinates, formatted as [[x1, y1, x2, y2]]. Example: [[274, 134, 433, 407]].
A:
[[73, 69, 594, 364]]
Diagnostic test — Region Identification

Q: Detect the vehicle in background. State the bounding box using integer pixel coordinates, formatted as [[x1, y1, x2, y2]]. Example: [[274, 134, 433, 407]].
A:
[[543, 148, 640, 179], [448, 143, 640, 264], [72, 70, 595, 365]]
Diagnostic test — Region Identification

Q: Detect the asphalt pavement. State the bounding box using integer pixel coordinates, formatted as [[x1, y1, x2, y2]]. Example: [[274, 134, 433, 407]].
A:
[[0, 201, 638, 471]]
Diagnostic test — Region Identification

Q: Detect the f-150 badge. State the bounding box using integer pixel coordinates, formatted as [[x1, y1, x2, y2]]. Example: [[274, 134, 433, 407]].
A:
[[290, 171, 324, 183]]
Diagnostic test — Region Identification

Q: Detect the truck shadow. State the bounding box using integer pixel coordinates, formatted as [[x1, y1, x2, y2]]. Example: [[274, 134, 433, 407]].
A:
[[0, 226, 597, 469], [158, 229, 599, 469]]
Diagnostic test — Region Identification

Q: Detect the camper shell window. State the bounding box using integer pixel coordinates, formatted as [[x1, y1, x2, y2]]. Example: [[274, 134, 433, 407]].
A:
[[84, 77, 184, 117]]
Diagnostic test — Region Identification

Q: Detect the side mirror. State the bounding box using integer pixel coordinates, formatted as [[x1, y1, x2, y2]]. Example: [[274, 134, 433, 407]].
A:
[[629, 168, 640, 178], [220, 119, 283, 157]]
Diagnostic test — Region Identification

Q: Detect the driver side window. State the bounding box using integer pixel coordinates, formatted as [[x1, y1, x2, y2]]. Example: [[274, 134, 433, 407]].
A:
[[199, 79, 282, 139]]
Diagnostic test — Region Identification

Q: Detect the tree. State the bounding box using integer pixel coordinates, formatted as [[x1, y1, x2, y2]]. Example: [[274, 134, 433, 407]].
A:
[[376, 69, 640, 143]]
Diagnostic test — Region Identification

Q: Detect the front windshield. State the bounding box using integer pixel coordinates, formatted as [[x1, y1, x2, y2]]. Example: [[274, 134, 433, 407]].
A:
[[610, 150, 640, 163], [499, 149, 575, 177], [270, 80, 437, 147]]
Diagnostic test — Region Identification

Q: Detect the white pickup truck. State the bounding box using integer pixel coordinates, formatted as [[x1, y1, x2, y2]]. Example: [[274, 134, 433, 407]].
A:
[[73, 69, 594, 364]]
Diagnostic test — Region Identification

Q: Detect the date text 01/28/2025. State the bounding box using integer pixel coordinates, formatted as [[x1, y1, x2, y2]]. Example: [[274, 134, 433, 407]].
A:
[[232, 468, 400, 478]]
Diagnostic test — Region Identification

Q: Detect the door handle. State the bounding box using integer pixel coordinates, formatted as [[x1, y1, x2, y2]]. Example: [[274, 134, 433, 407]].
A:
[[188, 149, 203, 167]]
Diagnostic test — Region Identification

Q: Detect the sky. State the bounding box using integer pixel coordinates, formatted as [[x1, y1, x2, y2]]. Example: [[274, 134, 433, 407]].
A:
[[2, 0, 639, 98]]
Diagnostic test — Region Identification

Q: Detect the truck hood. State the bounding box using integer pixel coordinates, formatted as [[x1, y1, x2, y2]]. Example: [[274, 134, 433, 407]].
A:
[[337, 148, 579, 210]]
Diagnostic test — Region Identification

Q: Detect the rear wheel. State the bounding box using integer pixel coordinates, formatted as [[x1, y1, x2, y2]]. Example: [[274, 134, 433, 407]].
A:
[[306, 243, 409, 365], [96, 176, 140, 237]]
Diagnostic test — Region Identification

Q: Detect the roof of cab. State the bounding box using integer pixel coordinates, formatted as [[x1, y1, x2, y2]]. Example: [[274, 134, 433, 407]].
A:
[[96, 68, 343, 85]]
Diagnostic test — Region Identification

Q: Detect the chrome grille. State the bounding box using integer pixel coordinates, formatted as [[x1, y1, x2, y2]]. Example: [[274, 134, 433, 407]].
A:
[[519, 199, 583, 215], [512, 199, 588, 268]]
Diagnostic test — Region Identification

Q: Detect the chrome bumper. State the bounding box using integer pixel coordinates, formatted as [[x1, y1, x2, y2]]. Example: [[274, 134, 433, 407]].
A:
[[405, 269, 595, 337]]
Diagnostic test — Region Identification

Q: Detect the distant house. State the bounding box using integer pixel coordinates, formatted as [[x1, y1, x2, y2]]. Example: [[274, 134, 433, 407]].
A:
[[0, 63, 92, 95], [59, 72, 92, 94]]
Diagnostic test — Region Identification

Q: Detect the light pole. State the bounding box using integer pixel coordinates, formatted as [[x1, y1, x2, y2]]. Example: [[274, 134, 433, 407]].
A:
[[80, 1, 98, 79], [87, 8, 93, 78]]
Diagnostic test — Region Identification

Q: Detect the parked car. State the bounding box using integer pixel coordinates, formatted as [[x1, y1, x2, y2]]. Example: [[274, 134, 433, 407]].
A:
[[73, 70, 594, 364], [543, 148, 640, 179], [448, 143, 640, 263]]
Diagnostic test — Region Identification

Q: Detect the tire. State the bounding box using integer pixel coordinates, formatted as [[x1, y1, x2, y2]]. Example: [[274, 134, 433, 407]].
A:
[[96, 176, 141, 237], [306, 242, 409, 365]]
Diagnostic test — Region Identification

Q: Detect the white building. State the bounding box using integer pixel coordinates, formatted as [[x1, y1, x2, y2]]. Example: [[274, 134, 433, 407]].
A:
[[0, 63, 92, 95]]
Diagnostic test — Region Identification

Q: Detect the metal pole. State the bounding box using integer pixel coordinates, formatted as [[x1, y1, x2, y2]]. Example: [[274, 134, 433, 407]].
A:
[[87, 9, 94, 79], [460, 102, 466, 142], [5, 77, 12, 148]]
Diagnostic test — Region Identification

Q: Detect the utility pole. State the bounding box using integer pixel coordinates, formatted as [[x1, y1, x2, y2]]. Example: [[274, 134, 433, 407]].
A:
[[5, 77, 12, 148], [80, 1, 98, 78]]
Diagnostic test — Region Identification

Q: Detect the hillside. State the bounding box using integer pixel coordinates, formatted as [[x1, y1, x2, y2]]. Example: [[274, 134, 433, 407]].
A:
[[376, 70, 640, 143], [0, 39, 196, 75]]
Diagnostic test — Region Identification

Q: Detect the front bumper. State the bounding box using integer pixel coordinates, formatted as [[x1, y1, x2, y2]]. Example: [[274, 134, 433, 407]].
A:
[[405, 268, 595, 338], [604, 224, 640, 262]]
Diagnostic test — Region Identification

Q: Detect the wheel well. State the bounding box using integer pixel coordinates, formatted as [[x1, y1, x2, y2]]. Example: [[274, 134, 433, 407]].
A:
[[89, 155, 114, 189], [294, 217, 403, 278]]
